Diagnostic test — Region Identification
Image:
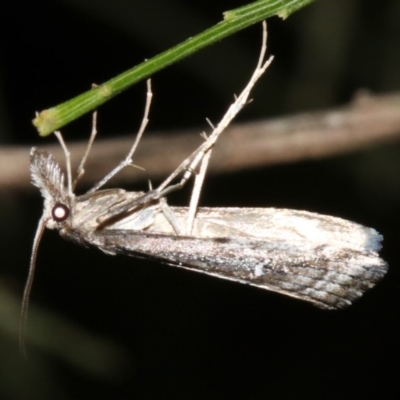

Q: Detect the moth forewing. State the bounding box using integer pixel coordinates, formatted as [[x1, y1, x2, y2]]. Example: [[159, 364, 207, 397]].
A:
[[57, 204, 386, 310]]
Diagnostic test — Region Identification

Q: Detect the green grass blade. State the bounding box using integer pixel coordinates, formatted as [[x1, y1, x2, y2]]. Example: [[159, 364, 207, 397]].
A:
[[33, 0, 314, 136]]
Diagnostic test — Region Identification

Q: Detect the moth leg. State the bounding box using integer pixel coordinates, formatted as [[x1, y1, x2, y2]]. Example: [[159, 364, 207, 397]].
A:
[[88, 79, 153, 193], [156, 149, 206, 198], [156, 22, 273, 199], [96, 23, 274, 227], [73, 109, 98, 190], [186, 142, 212, 234], [159, 198, 182, 234]]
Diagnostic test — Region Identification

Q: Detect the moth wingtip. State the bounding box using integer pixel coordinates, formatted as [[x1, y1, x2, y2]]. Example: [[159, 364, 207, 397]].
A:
[[360, 226, 384, 253]]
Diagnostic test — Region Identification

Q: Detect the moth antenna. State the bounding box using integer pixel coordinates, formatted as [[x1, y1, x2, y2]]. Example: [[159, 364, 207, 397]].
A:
[[73, 110, 98, 190], [88, 79, 153, 193], [19, 215, 47, 357], [54, 131, 73, 198]]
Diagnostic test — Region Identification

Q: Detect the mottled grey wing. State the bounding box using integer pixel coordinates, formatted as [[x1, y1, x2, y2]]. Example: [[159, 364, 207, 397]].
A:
[[86, 228, 387, 310]]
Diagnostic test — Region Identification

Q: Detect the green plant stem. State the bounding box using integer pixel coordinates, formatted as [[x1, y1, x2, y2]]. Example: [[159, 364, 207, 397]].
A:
[[33, 0, 314, 136]]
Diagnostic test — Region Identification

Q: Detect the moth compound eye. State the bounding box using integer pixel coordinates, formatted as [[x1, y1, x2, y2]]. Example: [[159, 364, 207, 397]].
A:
[[52, 203, 70, 222]]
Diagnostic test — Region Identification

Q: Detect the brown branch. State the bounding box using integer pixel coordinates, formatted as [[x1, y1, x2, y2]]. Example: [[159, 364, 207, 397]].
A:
[[2, 91, 400, 191]]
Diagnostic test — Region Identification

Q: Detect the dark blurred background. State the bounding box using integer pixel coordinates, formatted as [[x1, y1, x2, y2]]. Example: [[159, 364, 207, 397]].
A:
[[1, 1, 399, 399]]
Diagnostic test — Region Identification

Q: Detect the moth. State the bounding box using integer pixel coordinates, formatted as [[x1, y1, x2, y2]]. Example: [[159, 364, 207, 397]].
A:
[[28, 150, 388, 312], [21, 23, 387, 353]]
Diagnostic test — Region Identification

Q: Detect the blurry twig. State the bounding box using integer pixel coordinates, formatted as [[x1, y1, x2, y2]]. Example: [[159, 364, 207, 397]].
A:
[[1, 91, 400, 191]]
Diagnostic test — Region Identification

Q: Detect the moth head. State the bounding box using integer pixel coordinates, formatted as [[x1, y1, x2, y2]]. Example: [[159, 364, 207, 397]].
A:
[[30, 147, 72, 229]]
